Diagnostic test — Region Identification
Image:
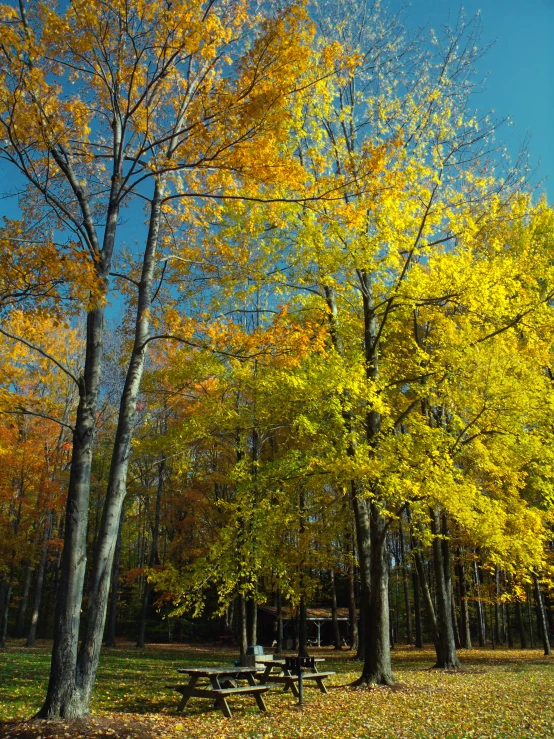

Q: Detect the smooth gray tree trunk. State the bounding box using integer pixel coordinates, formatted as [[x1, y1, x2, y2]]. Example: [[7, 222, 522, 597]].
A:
[[73, 184, 162, 710], [534, 575, 551, 656], [105, 510, 124, 648]]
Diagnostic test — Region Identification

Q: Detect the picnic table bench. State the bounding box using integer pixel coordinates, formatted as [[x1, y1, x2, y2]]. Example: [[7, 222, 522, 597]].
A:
[[257, 658, 335, 698], [167, 666, 269, 718]]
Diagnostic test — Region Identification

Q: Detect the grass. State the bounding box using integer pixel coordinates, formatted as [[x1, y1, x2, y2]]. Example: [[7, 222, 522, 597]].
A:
[[0, 641, 553, 738]]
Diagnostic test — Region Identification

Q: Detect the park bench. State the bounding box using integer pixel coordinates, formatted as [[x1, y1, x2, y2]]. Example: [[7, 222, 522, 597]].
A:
[[167, 682, 270, 718]]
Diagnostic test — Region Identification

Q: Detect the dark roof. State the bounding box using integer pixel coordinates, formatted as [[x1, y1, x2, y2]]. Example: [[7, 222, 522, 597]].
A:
[[259, 605, 356, 620]]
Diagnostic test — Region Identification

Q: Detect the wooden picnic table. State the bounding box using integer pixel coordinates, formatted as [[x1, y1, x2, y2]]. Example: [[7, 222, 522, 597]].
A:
[[167, 666, 270, 718], [257, 658, 334, 698]]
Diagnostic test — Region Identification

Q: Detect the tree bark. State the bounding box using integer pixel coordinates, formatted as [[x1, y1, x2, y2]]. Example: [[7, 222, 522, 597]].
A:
[[299, 595, 308, 657], [526, 586, 535, 648], [515, 600, 527, 648], [38, 135, 121, 715], [105, 510, 124, 648], [137, 458, 164, 648], [330, 569, 342, 649], [457, 559, 472, 650], [67, 184, 162, 712], [534, 575, 551, 656], [0, 579, 12, 648], [474, 560, 486, 647], [15, 562, 33, 638], [506, 602, 514, 648], [429, 509, 460, 669], [347, 553, 358, 651], [37, 304, 106, 719], [276, 590, 283, 654], [26, 514, 53, 648], [399, 519, 412, 645], [248, 596, 258, 646], [412, 568, 424, 648], [239, 594, 248, 656], [351, 486, 371, 665], [355, 502, 394, 685]]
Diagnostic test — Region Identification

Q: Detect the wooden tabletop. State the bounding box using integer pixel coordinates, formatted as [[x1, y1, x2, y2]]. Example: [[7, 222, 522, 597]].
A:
[[177, 666, 260, 676], [260, 658, 325, 665]]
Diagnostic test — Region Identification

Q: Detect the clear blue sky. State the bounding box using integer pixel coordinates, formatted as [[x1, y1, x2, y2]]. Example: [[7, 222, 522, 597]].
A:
[[388, 0, 554, 200]]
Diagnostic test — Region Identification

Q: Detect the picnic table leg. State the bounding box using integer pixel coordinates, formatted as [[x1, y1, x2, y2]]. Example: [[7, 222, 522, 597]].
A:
[[253, 691, 269, 713], [177, 675, 199, 712], [281, 670, 299, 697], [315, 677, 328, 694], [258, 666, 272, 684], [209, 675, 225, 711], [216, 695, 233, 719]]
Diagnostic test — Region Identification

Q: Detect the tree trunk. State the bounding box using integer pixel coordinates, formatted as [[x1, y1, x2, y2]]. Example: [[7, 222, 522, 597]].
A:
[[356, 502, 394, 685], [26, 524, 50, 648], [534, 575, 551, 656], [105, 510, 124, 648], [15, 562, 33, 638], [0, 579, 12, 648], [457, 559, 472, 650], [494, 567, 501, 645], [412, 569, 424, 648], [351, 486, 371, 665], [451, 591, 461, 650], [330, 569, 342, 649], [67, 185, 162, 712], [276, 590, 283, 654], [527, 586, 535, 648], [239, 594, 248, 656], [299, 595, 308, 657], [506, 602, 514, 648], [474, 560, 486, 647], [399, 519, 412, 645], [37, 303, 106, 718], [347, 555, 358, 651], [515, 600, 527, 648], [37, 150, 121, 716], [137, 457, 164, 649], [248, 597, 258, 646], [430, 509, 460, 669]]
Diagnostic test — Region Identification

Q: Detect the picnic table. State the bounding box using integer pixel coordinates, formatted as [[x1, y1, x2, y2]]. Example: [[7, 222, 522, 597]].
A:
[[257, 658, 335, 698], [167, 666, 270, 718]]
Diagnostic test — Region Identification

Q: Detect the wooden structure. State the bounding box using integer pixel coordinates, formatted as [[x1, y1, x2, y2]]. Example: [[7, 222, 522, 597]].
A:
[[257, 658, 335, 698], [167, 666, 269, 718]]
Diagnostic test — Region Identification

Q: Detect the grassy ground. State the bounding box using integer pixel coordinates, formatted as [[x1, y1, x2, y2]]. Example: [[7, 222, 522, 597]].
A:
[[0, 641, 553, 739]]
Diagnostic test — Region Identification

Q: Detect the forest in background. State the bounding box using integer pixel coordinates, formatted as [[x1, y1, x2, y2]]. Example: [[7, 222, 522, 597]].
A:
[[0, 0, 553, 722]]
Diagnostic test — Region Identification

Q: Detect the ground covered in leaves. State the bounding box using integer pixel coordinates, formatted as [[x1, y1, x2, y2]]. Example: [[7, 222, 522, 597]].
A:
[[1, 642, 553, 739]]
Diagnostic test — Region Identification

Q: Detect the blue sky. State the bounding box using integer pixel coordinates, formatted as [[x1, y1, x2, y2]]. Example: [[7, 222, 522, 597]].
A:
[[388, 0, 554, 199]]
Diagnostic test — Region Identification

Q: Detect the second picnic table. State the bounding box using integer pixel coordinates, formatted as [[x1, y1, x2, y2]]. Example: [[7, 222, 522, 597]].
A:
[[168, 666, 270, 718], [257, 658, 334, 697]]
